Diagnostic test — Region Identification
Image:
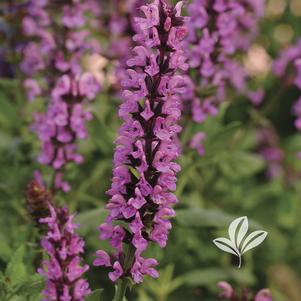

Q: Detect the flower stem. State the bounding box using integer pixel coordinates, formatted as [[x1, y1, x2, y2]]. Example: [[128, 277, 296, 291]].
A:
[[113, 245, 136, 301], [238, 255, 242, 269], [113, 279, 128, 301]]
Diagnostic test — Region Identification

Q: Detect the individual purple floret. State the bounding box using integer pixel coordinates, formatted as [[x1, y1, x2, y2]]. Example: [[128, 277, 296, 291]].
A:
[[190, 132, 206, 156], [183, 0, 265, 126], [94, 0, 188, 284], [217, 281, 273, 301], [39, 204, 91, 301], [21, 0, 101, 192]]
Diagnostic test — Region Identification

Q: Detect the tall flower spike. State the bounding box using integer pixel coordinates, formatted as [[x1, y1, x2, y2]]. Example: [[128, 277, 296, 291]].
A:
[[21, 0, 101, 192], [94, 0, 188, 285], [39, 204, 91, 301], [183, 0, 264, 152]]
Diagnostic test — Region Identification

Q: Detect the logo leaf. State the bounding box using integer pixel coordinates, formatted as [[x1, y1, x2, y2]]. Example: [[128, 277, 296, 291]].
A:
[[228, 216, 248, 248], [213, 216, 268, 268], [237, 217, 248, 248], [213, 237, 239, 257], [241, 230, 268, 255]]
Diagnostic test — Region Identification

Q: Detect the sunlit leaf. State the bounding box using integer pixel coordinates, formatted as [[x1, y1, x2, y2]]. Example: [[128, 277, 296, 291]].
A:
[[5, 245, 27, 286]]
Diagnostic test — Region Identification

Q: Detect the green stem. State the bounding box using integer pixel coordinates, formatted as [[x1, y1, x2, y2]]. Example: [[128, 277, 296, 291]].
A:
[[112, 245, 136, 301], [113, 279, 128, 301]]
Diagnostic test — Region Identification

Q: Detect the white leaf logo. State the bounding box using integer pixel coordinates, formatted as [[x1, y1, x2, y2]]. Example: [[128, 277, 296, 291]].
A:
[[213, 216, 268, 268]]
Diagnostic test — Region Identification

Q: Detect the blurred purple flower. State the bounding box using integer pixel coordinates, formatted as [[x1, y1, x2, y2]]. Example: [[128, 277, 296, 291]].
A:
[[255, 289, 273, 301], [183, 0, 265, 129], [274, 40, 301, 139], [21, 0, 101, 191], [217, 282, 273, 301], [190, 132, 206, 156], [257, 127, 284, 179], [24, 79, 41, 102], [218, 281, 234, 299]]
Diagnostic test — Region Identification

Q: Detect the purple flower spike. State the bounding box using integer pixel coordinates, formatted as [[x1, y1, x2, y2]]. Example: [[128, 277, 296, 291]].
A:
[[39, 204, 91, 301], [183, 0, 265, 127], [94, 0, 187, 284], [21, 0, 101, 191]]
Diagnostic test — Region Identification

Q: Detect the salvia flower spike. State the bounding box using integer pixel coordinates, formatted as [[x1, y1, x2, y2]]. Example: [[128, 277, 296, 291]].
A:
[[94, 0, 188, 285], [39, 203, 91, 301], [21, 0, 101, 192], [183, 0, 265, 154]]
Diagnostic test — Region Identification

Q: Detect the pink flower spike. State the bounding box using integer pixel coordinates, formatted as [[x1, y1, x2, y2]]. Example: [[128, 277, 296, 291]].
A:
[[95, 0, 188, 284]]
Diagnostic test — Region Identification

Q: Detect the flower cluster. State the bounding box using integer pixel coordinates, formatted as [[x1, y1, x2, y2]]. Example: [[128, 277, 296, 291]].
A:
[[21, 0, 101, 191], [94, 0, 188, 283], [273, 39, 301, 139], [39, 203, 91, 301], [184, 0, 265, 125], [218, 281, 273, 301]]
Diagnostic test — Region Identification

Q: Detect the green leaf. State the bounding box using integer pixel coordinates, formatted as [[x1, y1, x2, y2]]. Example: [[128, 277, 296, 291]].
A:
[[182, 267, 255, 286], [0, 131, 15, 151], [75, 208, 107, 235], [205, 122, 241, 152], [0, 277, 7, 299], [5, 245, 27, 286], [0, 92, 20, 128], [86, 289, 103, 301], [219, 152, 265, 178], [128, 166, 140, 180], [176, 208, 234, 228], [15, 274, 44, 296], [176, 207, 262, 229], [0, 236, 12, 262]]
